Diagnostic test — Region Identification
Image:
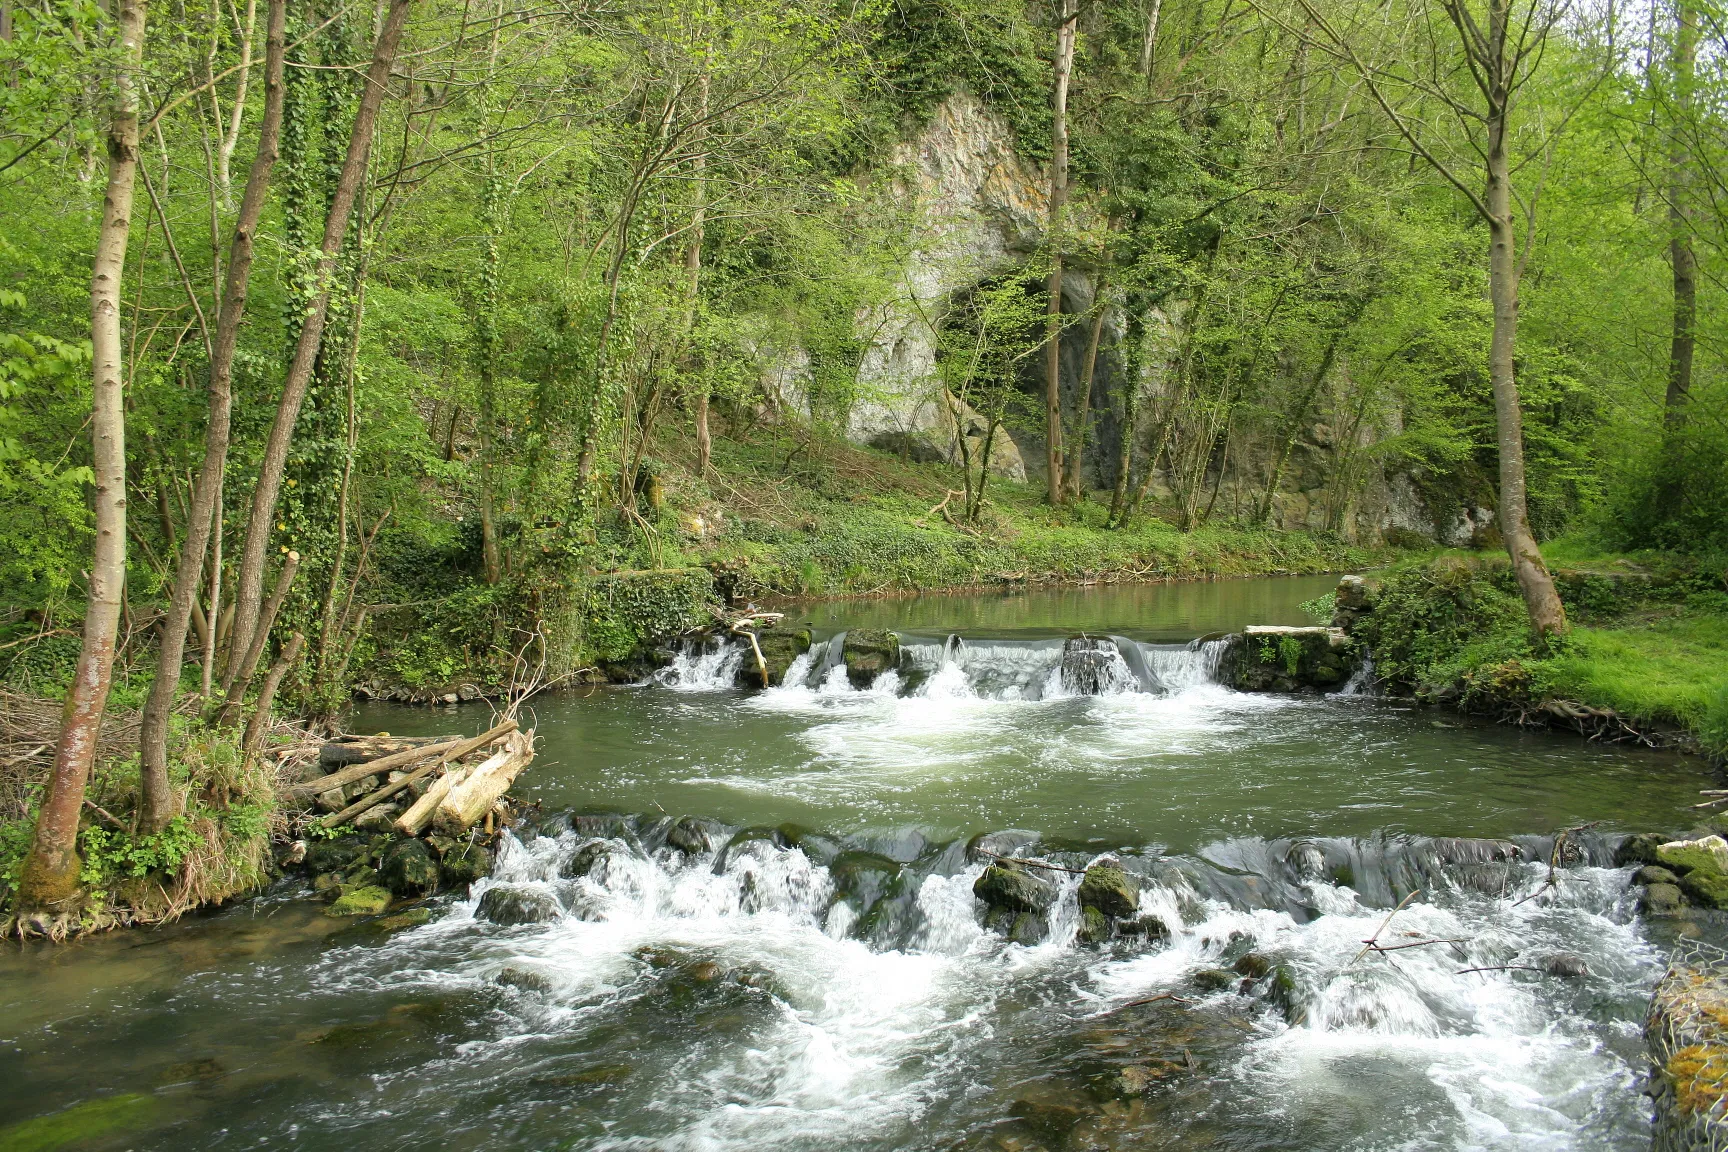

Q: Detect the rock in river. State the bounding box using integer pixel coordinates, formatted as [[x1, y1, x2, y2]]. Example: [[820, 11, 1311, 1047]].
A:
[[1078, 863, 1140, 920], [477, 884, 561, 925]]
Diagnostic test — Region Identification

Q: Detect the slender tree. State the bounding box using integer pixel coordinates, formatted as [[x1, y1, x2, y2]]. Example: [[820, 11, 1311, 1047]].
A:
[[136, 0, 287, 833], [18, 0, 147, 909], [1284, 0, 1572, 638], [1664, 0, 1697, 433]]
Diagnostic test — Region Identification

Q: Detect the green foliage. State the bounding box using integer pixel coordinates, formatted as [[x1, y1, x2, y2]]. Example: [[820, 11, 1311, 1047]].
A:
[[1299, 594, 1333, 623], [580, 569, 716, 663], [78, 817, 200, 886]]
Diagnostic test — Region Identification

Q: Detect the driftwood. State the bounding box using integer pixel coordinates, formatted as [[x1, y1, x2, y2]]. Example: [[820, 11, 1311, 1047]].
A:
[[319, 734, 452, 768], [433, 728, 534, 835], [394, 762, 469, 836], [310, 718, 519, 829], [288, 735, 465, 798]]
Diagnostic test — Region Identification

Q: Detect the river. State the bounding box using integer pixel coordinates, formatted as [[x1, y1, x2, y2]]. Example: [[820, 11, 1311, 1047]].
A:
[[0, 575, 1716, 1151]]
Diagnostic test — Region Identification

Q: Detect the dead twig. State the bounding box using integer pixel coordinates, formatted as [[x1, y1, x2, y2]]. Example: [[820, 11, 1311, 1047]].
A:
[[1350, 889, 1421, 966], [1120, 992, 1195, 1009], [976, 849, 1090, 875]]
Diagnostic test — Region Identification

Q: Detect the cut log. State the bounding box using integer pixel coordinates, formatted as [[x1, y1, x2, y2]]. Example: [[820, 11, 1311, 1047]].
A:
[[317, 757, 445, 830], [394, 763, 470, 836], [433, 729, 534, 834], [320, 734, 452, 768], [289, 718, 516, 800]]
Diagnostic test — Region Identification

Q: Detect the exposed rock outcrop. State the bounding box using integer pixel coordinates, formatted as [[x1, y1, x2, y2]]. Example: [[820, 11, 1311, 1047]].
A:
[[1218, 626, 1354, 692]]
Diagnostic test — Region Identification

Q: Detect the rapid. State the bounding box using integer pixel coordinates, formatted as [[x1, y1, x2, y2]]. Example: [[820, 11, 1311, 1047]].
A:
[[0, 577, 1717, 1151]]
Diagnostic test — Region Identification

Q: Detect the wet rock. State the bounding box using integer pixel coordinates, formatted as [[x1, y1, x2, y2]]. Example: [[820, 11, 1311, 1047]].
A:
[[1642, 883, 1687, 915], [750, 628, 812, 688], [439, 842, 491, 889], [304, 835, 369, 875], [1540, 953, 1590, 979], [842, 628, 901, 688], [687, 961, 724, 982], [1285, 840, 1327, 879], [1008, 1085, 1092, 1140], [1637, 865, 1683, 886], [312, 871, 344, 895], [1233, 953, 1273, 979], [325, 885, 392, 917], [380, 838, 440, 897], [982, 906, 1048, 945], [1616, 832, 1668, 867], [1060, 636, 1123, 696], [1190, 968, 1237, 992], [1116, 914, 1171, 939], [1429, 837, 1522, 865], [1267, 964, 1301, 1022], [560, 839, 613, 879], [665, 817, 713, 856], [496, 965, 554, 993], [718, 826, 788, 869], [374, 907, 432, 931], [1219, 626, 1354, 692], [965, 829, 1041, 863], [1077, 905, 1111, 946], [0, 1094, 160, 1151], [635, 946, 684, 968], [1659, 838, 1728, 909], [974, 862, 1056, 914], [1078, 863, 1140, 920], [476, 884, 560, 925]]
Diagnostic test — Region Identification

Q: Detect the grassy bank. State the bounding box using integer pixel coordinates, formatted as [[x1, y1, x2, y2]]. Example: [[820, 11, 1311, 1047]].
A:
[[1351, 542, 1728, 759]]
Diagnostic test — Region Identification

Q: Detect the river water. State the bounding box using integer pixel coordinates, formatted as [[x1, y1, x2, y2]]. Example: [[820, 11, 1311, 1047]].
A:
[[1, 576, 1718, 1151]]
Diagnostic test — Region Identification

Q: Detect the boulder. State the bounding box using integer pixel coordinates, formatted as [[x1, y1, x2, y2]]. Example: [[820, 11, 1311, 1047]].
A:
[[476, 884, 560, 925], [744, 628, 812, 688], [438, 842, 491, 888], [1059, 636, 1124, 696], [1077, 905, 1111, 945], [1190, 968, 1237, 992], [974, 863, 1056, 914], [496, 965, 553, 993], [304, 835, 370, 876], [374, 907, 432, 931], [1540, 953, 1590, 979], [842, 629, 901, 689], [1078, 863, 1140, 920], [560, 839, 614, 879], [379, 838, 440, 897], [665, 817, 713, 856], [1642, 883, 1687, 915], [325, 885, 392, 917], [1637, 865, 1683, 886], [1616, 832, 1669, 867], [1657, 837, 1728, 909]]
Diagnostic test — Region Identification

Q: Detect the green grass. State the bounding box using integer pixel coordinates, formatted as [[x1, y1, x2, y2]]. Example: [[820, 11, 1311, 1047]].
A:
[[1538, 612, 1728, 741]]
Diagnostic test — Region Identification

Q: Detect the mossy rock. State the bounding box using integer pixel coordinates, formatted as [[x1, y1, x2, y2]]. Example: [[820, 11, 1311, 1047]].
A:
[[1641, 882, 1687, 915], [380, 838, 440, 897], [1656, 841, 1728, 877], [1636, 865, 1682, 886], [1190, 968, 1238, 992], [842, 629, 900, 689], [1078, 864, 1139, 920], [374, 907, 433, 931], [974, 862, 1056, 913], [326, 885, 393, 917], [1615, 833, 1668, 867], [665, 817, 713, 855], [1680, 868, 1728, 910], [561, 840, 614, 879], [0, 1093, 160, 1152], [476, 884, 560, 925], [304, 835, 370, 875], [1077, 905, 1111, 946], [745, 628, 812, 687], [438, 842, 491, 889]]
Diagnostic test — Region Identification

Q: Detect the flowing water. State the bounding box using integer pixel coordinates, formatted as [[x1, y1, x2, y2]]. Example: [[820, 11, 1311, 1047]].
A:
[[2, 576, 1720, 1151]]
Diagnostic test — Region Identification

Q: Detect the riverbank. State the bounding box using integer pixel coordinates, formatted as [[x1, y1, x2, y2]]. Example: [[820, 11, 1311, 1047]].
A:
[[1343, 543, 1728, 762]]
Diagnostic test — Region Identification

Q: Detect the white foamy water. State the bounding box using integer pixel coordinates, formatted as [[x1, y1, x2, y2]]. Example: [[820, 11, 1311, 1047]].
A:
[[316, 820, 1669, 1152]]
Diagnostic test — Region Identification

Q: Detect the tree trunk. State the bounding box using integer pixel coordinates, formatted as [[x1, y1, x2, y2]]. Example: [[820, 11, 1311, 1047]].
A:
[[136, 0, 286, 833], [1485, 98, 1567, 640], [217, 549, 298, 728], [18, 0, 146, 910], [225, 0, 413, 673], [477, 171, 504, 584], [1665, 0, 1697, 433], [1043, 0, 1076, 506], [688, 72, 712, 476], [1138, 0, 1162, 84], [1066, 292, 1106, 501]]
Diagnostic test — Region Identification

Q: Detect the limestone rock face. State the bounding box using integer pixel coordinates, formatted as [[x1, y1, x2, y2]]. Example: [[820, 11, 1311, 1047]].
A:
[[849, 93, 1043, 479]]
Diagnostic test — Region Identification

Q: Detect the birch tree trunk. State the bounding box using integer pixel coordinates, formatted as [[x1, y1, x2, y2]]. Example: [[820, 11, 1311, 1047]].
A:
[[136, 0, 286, 833], [19, 0, 147, 909]]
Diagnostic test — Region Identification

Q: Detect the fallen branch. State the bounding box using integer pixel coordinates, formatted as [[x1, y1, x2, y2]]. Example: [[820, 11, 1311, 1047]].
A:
[[976, 849, 1090, 875], [1350, 889, 1421, 966], [316, 717, 519, 829], [1120, 992, 1195, 1008], [1457, 965, 1546, 976], [432, 728, 535, 834]]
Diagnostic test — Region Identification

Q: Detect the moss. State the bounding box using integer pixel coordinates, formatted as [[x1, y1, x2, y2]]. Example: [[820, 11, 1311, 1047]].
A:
[[577, 568, 715, 664], [325, 885, 392, 917], [1668, 1043, 1728, 1115], [0, 1094, 159, 1151]]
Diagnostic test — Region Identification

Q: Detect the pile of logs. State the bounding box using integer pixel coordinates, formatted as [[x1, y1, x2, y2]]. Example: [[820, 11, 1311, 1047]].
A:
[[287, 717, 535, 837]]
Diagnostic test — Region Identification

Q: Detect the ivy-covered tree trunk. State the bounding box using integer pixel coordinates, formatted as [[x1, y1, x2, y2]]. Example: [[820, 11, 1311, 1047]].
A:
[[136, 0, 286, 833], [20, 0, 146, 909], [1043, 0, 1076, 506], [1665, 0, 1697, 434], [225, 0, 414, 678]]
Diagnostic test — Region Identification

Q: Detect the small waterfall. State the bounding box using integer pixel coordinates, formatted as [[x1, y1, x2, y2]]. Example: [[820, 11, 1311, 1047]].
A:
[[1334, 646, 1376, 697], [1057, 636, 1140, 696], [1138, 638, 1229, 693], [654, 637, 745, 690]]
